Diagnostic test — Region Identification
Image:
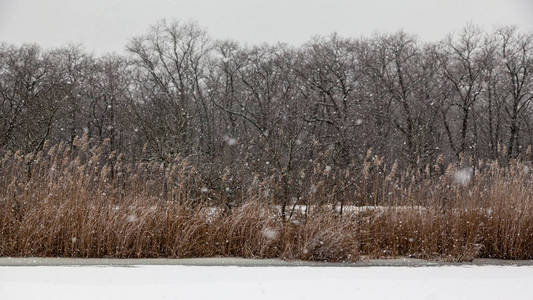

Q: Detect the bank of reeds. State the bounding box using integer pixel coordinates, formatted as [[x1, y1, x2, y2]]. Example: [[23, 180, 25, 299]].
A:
[[1, 136, 532, 262]]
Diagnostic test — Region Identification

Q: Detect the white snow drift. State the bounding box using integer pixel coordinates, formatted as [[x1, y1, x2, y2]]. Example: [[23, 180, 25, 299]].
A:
[[1, 265, 532, 300]]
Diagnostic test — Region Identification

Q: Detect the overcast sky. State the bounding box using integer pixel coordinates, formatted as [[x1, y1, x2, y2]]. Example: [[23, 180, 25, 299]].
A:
[[1, 0, 532, 54]]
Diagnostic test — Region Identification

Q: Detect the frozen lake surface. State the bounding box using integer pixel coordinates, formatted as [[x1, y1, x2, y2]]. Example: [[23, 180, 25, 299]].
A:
[[1, 260, 533, 299]]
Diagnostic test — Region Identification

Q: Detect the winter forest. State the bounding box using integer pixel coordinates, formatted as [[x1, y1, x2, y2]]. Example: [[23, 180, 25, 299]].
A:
[[3, 22, 533, 170], [1, 21, 533, 261]]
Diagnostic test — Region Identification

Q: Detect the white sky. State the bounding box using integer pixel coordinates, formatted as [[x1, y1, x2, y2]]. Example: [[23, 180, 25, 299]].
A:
[[0, 0, 532, 54]]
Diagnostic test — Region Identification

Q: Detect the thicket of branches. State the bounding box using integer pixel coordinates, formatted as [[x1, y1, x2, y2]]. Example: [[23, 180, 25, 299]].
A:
[[1, 22, 532, 184]]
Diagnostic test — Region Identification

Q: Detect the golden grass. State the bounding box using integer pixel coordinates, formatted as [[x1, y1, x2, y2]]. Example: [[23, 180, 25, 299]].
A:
[[1, 137, 532, 262]]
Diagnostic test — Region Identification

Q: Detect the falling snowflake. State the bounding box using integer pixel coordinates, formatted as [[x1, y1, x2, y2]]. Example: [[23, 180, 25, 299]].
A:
[[262, 227, 279, 240], [127, 215, 138, 223], [223, 135, 237, 146], [454, 168, 472, 186]]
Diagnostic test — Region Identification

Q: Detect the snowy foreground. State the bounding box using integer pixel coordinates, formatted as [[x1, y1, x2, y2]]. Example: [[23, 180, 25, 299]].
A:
[[1, 264, 533, 300]]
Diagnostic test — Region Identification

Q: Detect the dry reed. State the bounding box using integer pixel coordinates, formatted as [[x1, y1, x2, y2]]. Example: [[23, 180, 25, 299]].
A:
[[1, 136, 532, 262]]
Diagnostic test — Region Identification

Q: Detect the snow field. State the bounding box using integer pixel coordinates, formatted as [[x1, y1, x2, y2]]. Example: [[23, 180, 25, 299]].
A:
[[1, 265, 532, 300]]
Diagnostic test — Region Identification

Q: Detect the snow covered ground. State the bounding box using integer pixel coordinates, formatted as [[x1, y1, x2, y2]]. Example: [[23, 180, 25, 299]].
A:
[[1, 264, 532, 300]]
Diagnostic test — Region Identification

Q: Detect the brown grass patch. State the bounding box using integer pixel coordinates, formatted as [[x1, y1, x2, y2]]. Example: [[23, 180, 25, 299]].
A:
[[1, 138, 532, 261]]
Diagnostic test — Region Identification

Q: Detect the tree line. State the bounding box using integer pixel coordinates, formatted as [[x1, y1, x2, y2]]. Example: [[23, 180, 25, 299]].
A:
[[1, 21, 532, 177]]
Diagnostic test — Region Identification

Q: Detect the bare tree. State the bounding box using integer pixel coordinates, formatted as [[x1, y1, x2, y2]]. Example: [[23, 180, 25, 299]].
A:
[[496, 26, 533, 159], [360, 33, 443, 166], [439, 26, 488, 160], [127, 20, 213, 159], [296, 34, 361, 166]]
